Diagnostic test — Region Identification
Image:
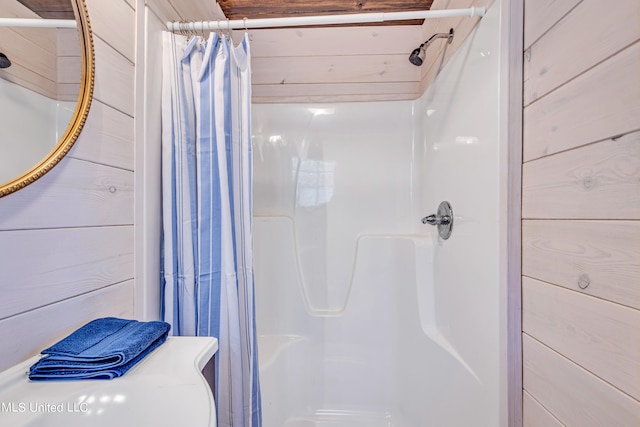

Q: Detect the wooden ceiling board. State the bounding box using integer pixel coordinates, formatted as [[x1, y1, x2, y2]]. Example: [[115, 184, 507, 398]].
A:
[[16, 0, 74, 19], [147, 0, 226, 27], [218, 0, 434, 25], [246, 25, 420, 58]]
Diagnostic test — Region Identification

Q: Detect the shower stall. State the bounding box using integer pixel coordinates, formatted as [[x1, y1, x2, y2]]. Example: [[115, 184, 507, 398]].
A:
[[251, 1, 515, 426]]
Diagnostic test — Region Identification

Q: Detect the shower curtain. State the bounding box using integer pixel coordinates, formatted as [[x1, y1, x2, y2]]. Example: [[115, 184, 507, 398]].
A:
[[160, 31, 261, 427]]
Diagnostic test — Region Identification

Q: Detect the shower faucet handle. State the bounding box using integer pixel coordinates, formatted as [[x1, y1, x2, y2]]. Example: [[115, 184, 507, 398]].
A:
[[421, 214, 451, 226], [420, 201, 454, 240]]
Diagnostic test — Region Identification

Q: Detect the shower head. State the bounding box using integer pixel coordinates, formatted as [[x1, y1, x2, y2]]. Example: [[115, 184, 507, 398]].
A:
[[409, 47, 425, 66], [408, 28, 454, 66], [0, 53, 11, 69]]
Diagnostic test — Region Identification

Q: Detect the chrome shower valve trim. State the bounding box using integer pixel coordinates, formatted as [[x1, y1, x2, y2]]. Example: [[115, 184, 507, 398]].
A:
[[421, 201, 454, 240]]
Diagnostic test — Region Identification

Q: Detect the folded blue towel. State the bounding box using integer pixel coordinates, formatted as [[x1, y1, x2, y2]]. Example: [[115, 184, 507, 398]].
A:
[[28, 317, 171, 381]]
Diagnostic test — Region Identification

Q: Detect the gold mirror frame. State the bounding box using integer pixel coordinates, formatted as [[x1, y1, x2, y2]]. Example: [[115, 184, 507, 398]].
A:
[[0, 0, 94, 198]]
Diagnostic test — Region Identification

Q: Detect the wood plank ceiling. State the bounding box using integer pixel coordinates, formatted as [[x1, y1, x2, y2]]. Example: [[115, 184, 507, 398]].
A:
[[218, 0, 434, 26], [16, 1, 435, 24], [16, 0, 74, 19]]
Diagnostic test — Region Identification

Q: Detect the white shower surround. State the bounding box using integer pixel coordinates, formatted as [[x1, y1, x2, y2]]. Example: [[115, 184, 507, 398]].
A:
[[0, 78, 75, 185], [251, 1, 513, 425]]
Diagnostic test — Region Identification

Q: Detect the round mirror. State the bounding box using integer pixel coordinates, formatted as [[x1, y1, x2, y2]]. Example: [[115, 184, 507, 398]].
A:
[[0, 0, 93, 197]]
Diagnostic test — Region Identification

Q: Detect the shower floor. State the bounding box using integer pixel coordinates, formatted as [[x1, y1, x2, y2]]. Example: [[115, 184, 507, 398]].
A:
[[282, 410, 406, 427]]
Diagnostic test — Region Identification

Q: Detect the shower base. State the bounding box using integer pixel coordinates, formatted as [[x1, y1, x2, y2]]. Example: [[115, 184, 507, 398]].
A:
[[282, 409, 405, 427]]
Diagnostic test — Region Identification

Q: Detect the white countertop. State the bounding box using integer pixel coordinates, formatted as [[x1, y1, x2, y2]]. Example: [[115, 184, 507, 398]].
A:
[[0, 336, 218, 427]]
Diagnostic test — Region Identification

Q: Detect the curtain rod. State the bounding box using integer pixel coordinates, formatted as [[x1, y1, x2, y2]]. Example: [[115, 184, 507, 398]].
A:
[[0, 18, 76, 28], [167, 7, 485, 32]]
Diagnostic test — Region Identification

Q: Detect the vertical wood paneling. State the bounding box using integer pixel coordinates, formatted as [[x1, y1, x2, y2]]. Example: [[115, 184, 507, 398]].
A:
[[523, 41, 640, 161], [523, 334, 640, 427], [522, 130, 640, 219], [522, 220, 640, 310], [0, 281, 134, 372], [523, 277, 640, 400], [524, 0, 640, 106]]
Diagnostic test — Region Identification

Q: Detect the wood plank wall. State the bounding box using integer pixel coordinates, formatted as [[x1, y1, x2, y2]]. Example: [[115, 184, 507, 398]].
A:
[[0, 0, 80, 101], [521, 0, 640, 425], [148, 0, 493, 103], [0, 0, 135, 372], [249, 0, 494, 103]]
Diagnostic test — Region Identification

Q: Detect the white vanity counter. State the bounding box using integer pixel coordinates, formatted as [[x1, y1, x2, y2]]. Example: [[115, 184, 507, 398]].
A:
[[0, 336, 218, 427]]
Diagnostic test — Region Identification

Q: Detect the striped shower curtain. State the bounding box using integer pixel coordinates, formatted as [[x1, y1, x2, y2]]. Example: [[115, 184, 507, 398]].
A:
[[160, 31, 261, 427]]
